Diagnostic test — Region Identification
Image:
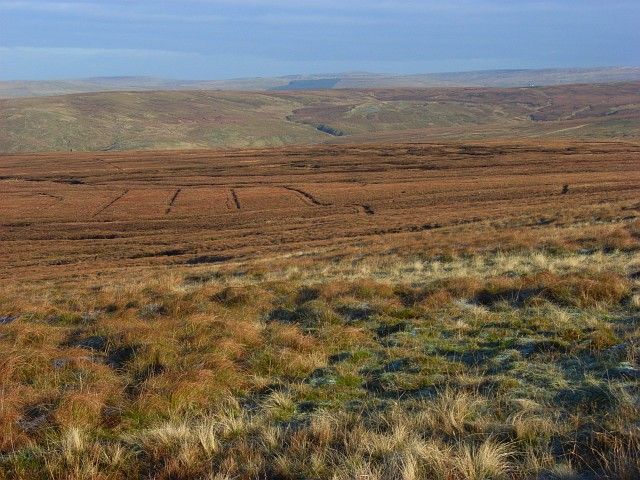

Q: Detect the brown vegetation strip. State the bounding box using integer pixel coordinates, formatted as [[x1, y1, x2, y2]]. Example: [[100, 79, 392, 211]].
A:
[[0, 140, 638, 280]]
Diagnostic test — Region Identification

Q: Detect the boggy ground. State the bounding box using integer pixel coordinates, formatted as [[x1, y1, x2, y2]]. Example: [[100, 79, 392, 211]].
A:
[[0, 141, 639, 479], [1, 141, 639, 280]]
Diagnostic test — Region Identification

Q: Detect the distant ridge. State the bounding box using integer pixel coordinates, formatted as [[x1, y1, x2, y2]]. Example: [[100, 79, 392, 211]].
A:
[[272, 78, 341, 91], [1, 67, 640, 98]]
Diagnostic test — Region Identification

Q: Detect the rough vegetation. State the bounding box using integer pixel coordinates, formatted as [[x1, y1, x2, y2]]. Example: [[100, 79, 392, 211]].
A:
[[0, 140, 639, 478], [2, 141, 639, 279], [1, 245, 639, 479]]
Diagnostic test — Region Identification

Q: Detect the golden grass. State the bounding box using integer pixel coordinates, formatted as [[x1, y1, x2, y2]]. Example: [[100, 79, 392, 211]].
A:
[[1, 140, 639, 479], [1, 243, 639, 479]]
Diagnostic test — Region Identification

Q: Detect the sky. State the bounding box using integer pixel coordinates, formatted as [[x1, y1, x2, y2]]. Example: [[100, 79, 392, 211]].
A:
[[0, 0, 639, 80]]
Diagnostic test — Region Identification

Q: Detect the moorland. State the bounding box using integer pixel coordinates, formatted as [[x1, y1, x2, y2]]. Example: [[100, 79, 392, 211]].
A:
[[0, 69, 640, 480], [1, 82, 639, 153]]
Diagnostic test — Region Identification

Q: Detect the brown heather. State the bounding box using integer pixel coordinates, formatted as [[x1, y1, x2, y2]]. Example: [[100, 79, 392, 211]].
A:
[[0, 140, 639, 479]]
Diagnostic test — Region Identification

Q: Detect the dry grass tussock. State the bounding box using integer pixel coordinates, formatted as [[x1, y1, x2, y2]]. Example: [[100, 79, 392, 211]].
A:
[[1, 244, 639, 479]]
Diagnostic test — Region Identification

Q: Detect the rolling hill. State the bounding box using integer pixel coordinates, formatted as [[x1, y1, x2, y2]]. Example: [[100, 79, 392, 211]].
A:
[[1, 82, 639, 153]]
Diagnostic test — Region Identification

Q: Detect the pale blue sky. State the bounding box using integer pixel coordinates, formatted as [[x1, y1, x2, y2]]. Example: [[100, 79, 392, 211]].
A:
[[0, 0, 638, 80]]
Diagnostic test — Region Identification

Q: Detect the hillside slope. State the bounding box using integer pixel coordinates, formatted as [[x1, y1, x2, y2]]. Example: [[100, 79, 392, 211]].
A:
[[1, 82, 639, 153]]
